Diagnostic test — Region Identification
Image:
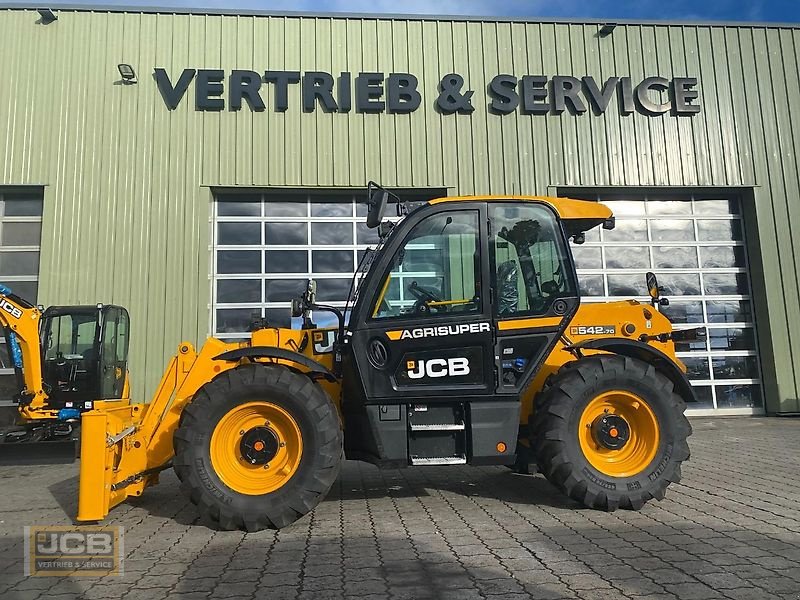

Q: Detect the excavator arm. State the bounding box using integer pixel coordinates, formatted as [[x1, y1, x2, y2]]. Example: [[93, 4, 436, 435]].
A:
[[0, 283, 48, 415]]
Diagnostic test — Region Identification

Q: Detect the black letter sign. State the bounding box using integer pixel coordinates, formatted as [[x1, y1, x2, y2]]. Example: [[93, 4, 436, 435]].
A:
[[387, 73, 421, 113], [154, 68, 195, 110], [636, 77, 671, 115], [265, 71, 301, 112], [303, 72, 338, 112], [489, 75, 520, 114], [356, 73, 385, 112], [230, 70, 265, 112], [196, 70, 225, 111], [673, 77, 701, 115]]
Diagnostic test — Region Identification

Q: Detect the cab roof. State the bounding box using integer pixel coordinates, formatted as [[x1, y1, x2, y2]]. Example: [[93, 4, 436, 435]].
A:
[[428, 195, 614, 234]]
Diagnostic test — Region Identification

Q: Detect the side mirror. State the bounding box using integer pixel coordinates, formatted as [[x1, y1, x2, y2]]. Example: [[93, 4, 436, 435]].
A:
[[646, 271, 660, 301], [292, 279, 317, 318], [645, 271, 669, 307], [366, 181, 389, 229]]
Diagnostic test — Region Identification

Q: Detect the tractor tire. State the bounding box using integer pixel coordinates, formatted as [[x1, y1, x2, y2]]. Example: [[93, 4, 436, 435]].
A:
[[531, 354, 691, 511], [173, 363, 342, 531]]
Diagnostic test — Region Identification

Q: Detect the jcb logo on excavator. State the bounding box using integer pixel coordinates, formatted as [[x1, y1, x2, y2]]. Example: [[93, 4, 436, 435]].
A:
[[407, 357, 471, 379], [0, 299, 22, 319]]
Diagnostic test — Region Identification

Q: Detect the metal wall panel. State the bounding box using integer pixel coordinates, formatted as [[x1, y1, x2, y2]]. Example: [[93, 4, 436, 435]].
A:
[[1, 7, 799, 412]]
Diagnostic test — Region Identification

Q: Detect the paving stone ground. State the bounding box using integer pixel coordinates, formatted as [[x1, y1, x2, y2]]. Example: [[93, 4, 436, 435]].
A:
[[0, 416, 799, 600]]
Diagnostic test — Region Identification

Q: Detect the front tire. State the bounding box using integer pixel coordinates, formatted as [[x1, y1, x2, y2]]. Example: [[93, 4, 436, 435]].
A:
[[173, 364, 342, 531], [531, 355, 691, 511]]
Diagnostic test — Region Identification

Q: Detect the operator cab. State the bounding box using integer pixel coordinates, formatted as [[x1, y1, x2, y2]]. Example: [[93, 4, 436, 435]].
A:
[[39, 305, 130, 409]]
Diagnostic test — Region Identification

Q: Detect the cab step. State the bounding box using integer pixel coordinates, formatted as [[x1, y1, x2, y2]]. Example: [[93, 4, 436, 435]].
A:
[[410, 455, 467, 466], [409, 422, 465, 431]]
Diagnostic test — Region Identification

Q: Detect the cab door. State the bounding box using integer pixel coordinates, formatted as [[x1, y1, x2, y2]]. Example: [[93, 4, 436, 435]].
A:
[[346, 202, 494, 404], [488, 202, 580, 395]]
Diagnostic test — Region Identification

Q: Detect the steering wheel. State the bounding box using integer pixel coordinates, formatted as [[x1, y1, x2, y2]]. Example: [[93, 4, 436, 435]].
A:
[[408, 281, 442, 313]]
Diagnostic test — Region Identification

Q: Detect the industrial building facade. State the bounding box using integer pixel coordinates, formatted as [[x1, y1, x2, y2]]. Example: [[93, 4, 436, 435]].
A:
[[0, 5, 798, 415]]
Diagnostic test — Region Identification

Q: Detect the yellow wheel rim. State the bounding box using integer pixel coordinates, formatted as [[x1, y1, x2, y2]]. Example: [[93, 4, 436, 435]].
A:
[[578, 390, 660, 478], [210, 402, 303, 495]]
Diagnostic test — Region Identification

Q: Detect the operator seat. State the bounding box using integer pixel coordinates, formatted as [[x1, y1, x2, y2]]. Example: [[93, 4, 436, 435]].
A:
[[497, 260, 519, 316]]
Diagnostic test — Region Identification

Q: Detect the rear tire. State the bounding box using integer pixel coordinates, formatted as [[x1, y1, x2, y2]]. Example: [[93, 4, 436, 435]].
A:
[[173, 364, 342, 531], [531, 355, 691, 511]]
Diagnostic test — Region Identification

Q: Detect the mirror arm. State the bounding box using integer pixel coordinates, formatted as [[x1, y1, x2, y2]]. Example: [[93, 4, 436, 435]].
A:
[[308, 303, 345, 375]]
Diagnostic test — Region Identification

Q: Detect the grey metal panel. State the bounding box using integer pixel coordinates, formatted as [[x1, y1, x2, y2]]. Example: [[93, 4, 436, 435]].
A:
[[1, 7, 800, 411]]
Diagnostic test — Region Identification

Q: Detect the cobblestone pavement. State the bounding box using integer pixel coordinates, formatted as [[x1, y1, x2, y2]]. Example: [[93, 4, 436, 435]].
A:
[[0, 417, 798, 600]]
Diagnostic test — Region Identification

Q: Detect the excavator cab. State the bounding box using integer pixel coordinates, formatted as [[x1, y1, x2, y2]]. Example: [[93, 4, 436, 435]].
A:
[[38, 305, 130, 410]]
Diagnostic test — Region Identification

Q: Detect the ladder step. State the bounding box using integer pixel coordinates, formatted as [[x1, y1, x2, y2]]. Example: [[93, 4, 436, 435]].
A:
[[411, 456, 467, 466], [410, 423, 465, 431]]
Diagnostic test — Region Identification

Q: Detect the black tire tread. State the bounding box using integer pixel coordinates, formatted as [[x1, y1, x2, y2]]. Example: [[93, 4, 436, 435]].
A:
[[531, 354, 691, 511], [173, 363, 342, 531]]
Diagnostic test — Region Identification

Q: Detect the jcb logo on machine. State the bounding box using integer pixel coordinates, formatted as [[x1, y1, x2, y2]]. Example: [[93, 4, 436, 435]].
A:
[[0, 299, 22, 319], [387, 322, 490, 341], [570, 325, 616, 336], [407, 358, 470, 379]]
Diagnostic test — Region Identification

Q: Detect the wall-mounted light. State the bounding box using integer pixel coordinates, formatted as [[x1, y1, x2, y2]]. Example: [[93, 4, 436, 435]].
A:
[[37, 8, 57, 24], [117, 64, 138, 84], [599, 23, 617, 37]]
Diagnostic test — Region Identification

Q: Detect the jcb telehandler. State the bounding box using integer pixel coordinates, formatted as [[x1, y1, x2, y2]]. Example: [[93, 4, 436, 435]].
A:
[[0, 186, 700, 531]]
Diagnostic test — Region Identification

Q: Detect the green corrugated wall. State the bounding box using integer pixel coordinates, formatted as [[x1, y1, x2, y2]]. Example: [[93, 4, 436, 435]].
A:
[[1, 7, 798, 413]]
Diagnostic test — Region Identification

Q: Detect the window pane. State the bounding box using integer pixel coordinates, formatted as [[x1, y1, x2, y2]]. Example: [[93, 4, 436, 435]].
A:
[[1, 280, 37, 302], [216, 309, 259, 333], [682, 357, 710, 380], [316, 278, 352, 302], [602, 219, 648, 242], [712, 356, 758, 380], [375, 210, 481, 319], [265, 308, 292, 329], [0, 373, 17, 403], [265, 202, 307, 217], [3, 197, 43, 216], [0, 251, 39, 276], [265, 223, 307, 245], [217, 222, 260, 246], [217, 279, 261, 303], [716, 384, 762, 408], [650, 219, 695, 242], [653, 246, 698, 269], [217, 198, 261, 216], [264, 279, 305, 302], [659, 273, 701, 296], [661, 301, 704, 324], [704, 273, 749, 296], [217, 250, 260, 274], [265, 250, 307, 273], [690, 385, 715, 410], [1, 222, 41, 247], [579, 275, 604, 296], [356, 223, 380, 245], [709, 327, 755, 351], [707, 300, 752, 323], [605, 246, 649, 269], [697, 219, 742, 241], [312, 250, 354, 273], [647, 200, 691, 216], [0, 341, 9, 369], [311, 203, 352, 217], [312, 222, 353, 245], [700, 246, 746, 268], [602, 200, 645, 216], [694, 198, 739, 215], [607, 274, 646, 296], [571, 246, 602, 270]]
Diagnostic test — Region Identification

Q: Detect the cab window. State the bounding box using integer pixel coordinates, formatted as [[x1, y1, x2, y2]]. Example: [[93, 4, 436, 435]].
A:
[[491, 204, 576, 317], [372, 210, 481, 319]]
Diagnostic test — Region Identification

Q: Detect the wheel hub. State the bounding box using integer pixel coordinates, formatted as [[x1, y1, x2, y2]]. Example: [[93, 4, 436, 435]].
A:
[[592, 414, 630, 450], [240, 427, 279, 465]]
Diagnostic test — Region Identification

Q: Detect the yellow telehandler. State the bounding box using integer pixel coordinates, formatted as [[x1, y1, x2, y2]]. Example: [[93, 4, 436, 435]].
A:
[[0, 185, 701, 531]]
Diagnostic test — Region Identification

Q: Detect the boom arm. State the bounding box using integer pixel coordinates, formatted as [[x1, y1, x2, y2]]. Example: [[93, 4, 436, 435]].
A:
[[0, 284, 48, 415]]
